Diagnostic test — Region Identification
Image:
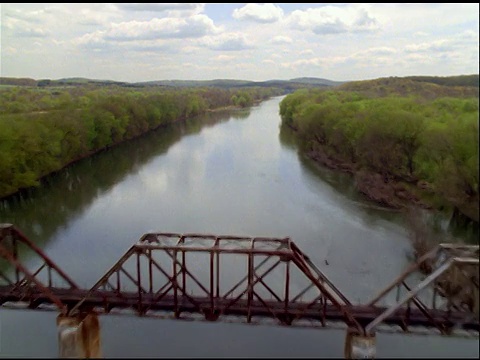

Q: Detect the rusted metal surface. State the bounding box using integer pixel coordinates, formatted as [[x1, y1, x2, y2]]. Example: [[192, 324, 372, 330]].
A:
[[65, 232, 364, 332], [0, 224, 79, 313], [365, 243, 479, 335], [0, 224, 478, 336]]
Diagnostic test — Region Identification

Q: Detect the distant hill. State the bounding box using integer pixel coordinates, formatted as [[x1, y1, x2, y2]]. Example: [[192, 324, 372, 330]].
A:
[[337, 75, 479, 99], [54, 77, 128, 86], [135, 79, 253, 88], [0, 76, 342, 91], [57, 77, 122, 83], [0, 77, 129, 87], [288, 77, 344, 86], [404, 74, 479, 88], [0, 77, 37, 86], [133, 77, 341, 89], [1, 75, 477, 97]]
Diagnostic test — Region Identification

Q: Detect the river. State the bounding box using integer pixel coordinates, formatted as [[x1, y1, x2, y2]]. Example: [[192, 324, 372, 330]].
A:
[[0, 96, 478, 358]]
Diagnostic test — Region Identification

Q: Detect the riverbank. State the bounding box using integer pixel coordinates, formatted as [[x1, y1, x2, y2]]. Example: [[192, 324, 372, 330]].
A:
[[0, 86, 282, 201], [304, 142, 479, 238], [278, 81, 479, 233]]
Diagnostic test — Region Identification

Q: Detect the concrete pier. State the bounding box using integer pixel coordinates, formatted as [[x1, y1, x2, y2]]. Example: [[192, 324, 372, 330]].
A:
[[57, 313, 102, 358], [344, 328, 376, 359]]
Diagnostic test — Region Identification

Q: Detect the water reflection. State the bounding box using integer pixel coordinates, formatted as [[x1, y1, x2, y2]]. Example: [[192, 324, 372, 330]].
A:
[[0, 110, 236, 246], [278, 122, 479, 245]]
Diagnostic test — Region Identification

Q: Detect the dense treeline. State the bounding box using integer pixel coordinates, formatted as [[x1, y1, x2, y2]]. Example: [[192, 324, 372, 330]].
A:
[[279, 79, 479, 224], [0, 109, 235, 247], [336, 76, 479, 99], [0, 85, 283, 198], [405, 75, 479, 88]]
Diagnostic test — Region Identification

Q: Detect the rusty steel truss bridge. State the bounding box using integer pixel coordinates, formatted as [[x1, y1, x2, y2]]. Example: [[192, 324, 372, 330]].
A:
[[0, 223, 479, 344]]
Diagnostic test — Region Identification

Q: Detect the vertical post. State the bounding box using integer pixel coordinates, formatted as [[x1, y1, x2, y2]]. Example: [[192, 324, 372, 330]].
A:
[[474, 286, 479, 320], [247, 252, 253, 323], [284, 260, 290, 313], [11, 235, 21, 283], [210, 250, 214, 315], [148, 249, 153, 294], [344, 328, 376, 359], [57, 313, 102, 358], [215, 249, 220, 298], [173, 249, 178, 318], [136, 250, 143, 315], [182, 251, 186, 295]]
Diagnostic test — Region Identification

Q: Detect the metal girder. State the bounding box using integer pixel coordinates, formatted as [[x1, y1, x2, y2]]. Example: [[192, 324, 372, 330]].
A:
[[0, 224, 79, 313], [365, 243, 479, 335], [1, 224, 478, 336], [64, 233, 364, 331]]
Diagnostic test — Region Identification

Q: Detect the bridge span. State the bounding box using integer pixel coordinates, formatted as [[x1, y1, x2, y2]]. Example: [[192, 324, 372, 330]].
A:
[[0, 223, 478, 358]]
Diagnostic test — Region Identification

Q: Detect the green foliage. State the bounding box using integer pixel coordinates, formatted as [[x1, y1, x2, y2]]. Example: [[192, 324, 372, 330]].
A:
[[231, 90, 253, 107], [405, 75, 479, 88], [280, 79, 479, 221], [0, 85, 279, 198]]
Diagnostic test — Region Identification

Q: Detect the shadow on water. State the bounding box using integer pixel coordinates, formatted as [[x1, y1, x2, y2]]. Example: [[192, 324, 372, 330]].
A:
[[0, 109, 244, 255], [278, 121, 298, 151], [278, 122, 479, 245]]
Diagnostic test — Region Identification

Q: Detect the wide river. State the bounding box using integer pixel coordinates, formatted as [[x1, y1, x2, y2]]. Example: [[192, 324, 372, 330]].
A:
[[0, 96, 478, 358]]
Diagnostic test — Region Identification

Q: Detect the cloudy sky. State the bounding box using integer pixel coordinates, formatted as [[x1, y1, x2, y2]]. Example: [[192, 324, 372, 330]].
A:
[[1, 3, 479, 83]]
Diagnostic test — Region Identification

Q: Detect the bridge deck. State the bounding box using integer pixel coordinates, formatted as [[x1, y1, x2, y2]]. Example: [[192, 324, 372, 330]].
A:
[[1, 286, 478, 333]]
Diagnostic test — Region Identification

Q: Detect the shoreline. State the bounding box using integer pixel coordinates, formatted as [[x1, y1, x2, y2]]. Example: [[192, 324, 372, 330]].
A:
[[305, 146, 478, 228]]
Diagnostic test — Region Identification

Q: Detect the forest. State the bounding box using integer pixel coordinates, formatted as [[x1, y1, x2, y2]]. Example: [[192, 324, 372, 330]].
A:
[[279, 76, 479, 226], [0, 84, 283, 199], [2, 75, 478, 231]]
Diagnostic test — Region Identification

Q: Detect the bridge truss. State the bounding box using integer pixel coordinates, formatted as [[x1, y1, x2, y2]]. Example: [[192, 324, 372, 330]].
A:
[[0, 223, 478, 338]]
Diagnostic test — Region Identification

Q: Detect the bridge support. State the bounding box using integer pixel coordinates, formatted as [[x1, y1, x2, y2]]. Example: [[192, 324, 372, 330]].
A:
[[344, 328, 376, 359], [57, 313, 102, 358], [474, 286, 479, 321]]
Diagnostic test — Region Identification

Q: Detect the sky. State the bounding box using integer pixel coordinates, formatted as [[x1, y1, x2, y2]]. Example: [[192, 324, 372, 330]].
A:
[[1, 3, 479, 83]]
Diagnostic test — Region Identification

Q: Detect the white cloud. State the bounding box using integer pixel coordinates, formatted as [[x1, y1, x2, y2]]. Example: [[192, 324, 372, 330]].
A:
[[271, 36, 292, 44], [351, 7, 380, 32], [457, 30, 479, 41], [414, 31, 429, 38], [4, 47, 18, 55], [287, 57, 327, 68], [87, 15, 222, 42], [215, 55, 236, 61], [353, 47, 397, 57], [202, 33, 255, 51], [4, 8, 49, 23], [14, 27, 49, 38], [233, 3, 284, 23], [1, 3, 478, 82], [405, 40, 452, 53], [287, 5, 380, 35], [74, 31, 108, 49], [113, 3, 206, 22], [300, 49, 314, 56], [115, 3, 204, 15], [3, 8, 52, 37], [77, 8, 115, 26]]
